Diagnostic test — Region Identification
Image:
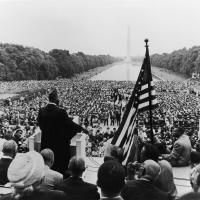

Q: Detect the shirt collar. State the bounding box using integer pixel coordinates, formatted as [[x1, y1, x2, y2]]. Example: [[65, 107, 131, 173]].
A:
[[1, 155, 12, 159], [48, 102, 57, 106]]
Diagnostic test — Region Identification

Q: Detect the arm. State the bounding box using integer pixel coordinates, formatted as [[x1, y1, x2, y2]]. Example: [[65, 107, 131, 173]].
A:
[[163, 142, 182, 161], [37, 108, 43, 129], [170, 142, 182, 160], [61, 109, 88, 140]]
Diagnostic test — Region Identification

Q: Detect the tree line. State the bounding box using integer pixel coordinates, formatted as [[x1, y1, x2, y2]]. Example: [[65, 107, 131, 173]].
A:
[[0, 43, 120, 81], [151, 46, 200, 77]]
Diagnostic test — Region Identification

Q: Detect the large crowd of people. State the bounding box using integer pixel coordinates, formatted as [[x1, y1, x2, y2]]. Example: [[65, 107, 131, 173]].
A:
[[0, 77, 200, 156], [0, 68, 200, 198]]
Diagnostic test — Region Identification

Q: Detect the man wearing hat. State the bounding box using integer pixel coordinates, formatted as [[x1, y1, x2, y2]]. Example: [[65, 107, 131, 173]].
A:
[[37, 90, 88, 177]]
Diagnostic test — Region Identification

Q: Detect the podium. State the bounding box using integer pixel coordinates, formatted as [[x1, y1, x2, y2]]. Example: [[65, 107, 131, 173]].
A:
[[28, 127, 87, 159]]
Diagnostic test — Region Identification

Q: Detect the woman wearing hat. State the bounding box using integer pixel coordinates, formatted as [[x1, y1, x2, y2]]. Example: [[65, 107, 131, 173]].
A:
[[2, 151, 66, 200]]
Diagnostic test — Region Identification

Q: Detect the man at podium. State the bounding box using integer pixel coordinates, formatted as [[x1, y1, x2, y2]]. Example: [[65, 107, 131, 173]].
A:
[[37, 90, 88, 177]]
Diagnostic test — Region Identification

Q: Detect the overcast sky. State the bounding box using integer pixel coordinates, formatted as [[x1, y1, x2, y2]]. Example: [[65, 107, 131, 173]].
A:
[[0, 0, 199, 57]]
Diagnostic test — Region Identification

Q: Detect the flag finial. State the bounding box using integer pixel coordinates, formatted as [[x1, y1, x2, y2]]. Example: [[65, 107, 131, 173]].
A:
[[145, 39, 149, 47]]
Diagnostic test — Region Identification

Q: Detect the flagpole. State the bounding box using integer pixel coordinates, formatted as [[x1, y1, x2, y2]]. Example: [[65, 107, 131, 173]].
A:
[[145, 39, 154, 144]]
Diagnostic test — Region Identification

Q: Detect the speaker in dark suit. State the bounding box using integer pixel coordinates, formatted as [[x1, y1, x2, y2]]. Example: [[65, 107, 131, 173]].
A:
[[37, 91, 87, 176]]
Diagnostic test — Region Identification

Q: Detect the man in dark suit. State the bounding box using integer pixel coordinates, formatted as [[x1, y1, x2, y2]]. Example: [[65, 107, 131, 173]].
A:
[[37, 90, 88, 176], [97, 160, 125, 200], [0, 140, 18, 185], [55, 156, 100, 200]]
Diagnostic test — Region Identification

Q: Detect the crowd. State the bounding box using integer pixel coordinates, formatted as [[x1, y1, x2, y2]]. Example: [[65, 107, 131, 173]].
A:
[[0, 70, 200, 199], [0, 78, 200, 155]]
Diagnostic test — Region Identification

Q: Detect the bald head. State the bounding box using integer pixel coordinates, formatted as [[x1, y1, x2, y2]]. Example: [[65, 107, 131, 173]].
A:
[[2, 140, 18, 158]]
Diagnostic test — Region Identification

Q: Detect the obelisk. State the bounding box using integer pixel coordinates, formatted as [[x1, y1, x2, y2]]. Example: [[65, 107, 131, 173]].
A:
[[126, 26, 131, 81]]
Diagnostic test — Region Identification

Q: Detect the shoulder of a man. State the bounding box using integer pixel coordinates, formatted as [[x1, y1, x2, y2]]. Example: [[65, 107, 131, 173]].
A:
[[49, 168, 63, 181], [158, 159, 172, 169]]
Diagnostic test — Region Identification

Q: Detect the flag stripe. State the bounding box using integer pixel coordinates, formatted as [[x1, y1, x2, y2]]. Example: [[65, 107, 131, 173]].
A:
[[140, 86, 155, 95], [139, 95, 157, 105], [139, 90, 156, 100], [138, 99, 158, 109], [119, 109, 138, 148], [115, 106, 137, 146], [141, 81, 154, 91]]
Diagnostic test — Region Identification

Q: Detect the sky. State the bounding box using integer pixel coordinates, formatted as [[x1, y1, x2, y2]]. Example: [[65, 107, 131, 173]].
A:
[[0, 0, 199, 57]]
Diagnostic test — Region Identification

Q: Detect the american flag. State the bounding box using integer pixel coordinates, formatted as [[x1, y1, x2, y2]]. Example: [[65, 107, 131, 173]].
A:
[[111, 39, 158, 165]]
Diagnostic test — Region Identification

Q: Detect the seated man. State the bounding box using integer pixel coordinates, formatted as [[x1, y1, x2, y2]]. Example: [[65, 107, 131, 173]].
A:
[[121, 160, 170, 200], [0, 140, 18, 185], [55, 156, 100, 200], [40, 148, 63, 190], [97, 160, 125, 200], [163, 127, 191, 167]]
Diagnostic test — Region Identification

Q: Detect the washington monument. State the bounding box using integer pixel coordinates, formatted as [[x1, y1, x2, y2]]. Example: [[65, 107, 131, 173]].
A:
[[126, 26, 131, 81]]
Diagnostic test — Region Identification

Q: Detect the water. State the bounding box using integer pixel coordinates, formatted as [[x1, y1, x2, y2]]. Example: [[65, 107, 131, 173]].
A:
[[91, 62, 160, 81]]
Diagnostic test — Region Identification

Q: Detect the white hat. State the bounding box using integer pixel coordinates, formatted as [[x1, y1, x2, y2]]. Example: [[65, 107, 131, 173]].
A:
[[7, 151, 45, 188]]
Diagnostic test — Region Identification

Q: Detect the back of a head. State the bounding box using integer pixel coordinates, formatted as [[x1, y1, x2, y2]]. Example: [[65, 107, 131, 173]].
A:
[[179, 192, 200, 200], [40, 148, 54, 167], [110, 146, 124, 163], [173, 127, 185, 138], [2, 140, 18, 157], [191, 151, 200, 165], [48, 90, 59, 105], [97, 160, 125, 197], [143, 159, 161, 181], [141, 144, 159, 162], [68, 156, 85, 177]]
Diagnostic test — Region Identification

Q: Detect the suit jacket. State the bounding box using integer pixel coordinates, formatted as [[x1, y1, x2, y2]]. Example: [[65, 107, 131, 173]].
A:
[[1, 188, 66, 200], [0, 157, 13, 185], [37, 103, 84, 175], [165, 134, 191, 167], [55, 176, 100, 200], [121, 179, 170, 200], [100, 197, 124, 200], [41, 165, 63, 190]]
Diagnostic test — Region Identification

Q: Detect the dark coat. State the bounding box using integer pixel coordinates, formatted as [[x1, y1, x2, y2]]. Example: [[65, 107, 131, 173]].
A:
[[55, 176, 100, 200], [121, 179, 170, 200], [100, 197, 124, 200], [1, 188, 66, 200], [37, 103, 84, 175], [0, 157, 13, 185]]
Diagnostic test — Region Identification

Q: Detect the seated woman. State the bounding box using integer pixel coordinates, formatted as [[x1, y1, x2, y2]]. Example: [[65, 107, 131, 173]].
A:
[[2, 151, 66, 200]]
